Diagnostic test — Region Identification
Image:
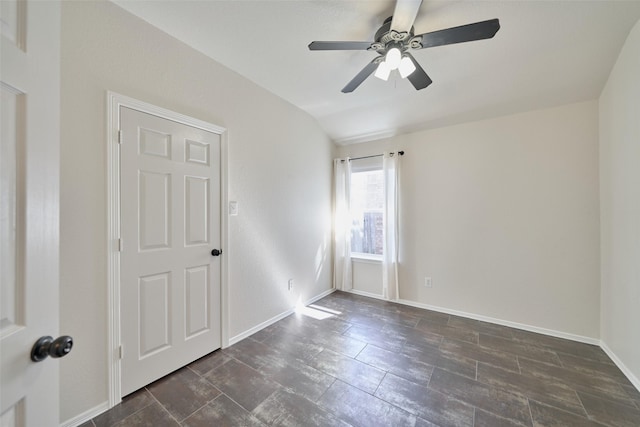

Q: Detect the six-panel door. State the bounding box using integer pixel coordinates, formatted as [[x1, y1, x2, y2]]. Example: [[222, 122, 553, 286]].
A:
[[119, 107, 221, 396]]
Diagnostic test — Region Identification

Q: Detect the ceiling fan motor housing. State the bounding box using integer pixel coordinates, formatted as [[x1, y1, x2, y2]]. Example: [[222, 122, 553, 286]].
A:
[[370, 16, 416, 54]]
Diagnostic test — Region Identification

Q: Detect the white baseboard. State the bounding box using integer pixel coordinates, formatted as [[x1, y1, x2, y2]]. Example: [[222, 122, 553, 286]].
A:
[[309, 287, 338, 304], [347, 288, 386, 301], [227, 287, 336, 346], [396, 298, 600, 346], [60, 401, 109, 427], [600, 341, 640, 392], [227, 309, 294, 346]]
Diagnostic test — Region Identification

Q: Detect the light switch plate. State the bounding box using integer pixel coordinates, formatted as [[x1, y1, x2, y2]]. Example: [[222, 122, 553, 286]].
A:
[[229, 201, 238, 216]]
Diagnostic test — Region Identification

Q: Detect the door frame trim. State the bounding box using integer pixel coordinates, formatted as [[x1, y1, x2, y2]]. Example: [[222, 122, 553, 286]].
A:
[[106, 91, 229, 407]]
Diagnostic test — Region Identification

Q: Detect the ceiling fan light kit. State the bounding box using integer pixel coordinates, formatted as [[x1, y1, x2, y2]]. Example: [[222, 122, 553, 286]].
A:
[[398, 56, 416, 78], [308, 0, 500, 93], [374, 61, 392, 81], [375, 51, 416, 81], [384, 46, 403, 70], [374, 44, 413, 81]]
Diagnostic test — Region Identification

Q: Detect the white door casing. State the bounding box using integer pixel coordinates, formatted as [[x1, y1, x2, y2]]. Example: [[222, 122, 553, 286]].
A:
[[1, 1, 61, 426], [117, 105, 224, 397]]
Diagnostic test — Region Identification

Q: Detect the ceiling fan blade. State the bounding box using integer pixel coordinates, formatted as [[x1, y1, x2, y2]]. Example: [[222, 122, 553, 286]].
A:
[[342, 58, 380, 93], [405, 53, 432, 90], [391, 0, 423, 33], [416, 19, 500, 49], [308, 41, 372, 51]]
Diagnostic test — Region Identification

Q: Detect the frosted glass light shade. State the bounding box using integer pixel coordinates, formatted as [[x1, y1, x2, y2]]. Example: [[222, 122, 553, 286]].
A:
[[374, 61, 391, 81], [398, 56, 416, 78], [385, 48, 402, 70]]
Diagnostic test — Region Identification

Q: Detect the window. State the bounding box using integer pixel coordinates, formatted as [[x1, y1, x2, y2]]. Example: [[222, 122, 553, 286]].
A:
[[350, 157, 384, 257]]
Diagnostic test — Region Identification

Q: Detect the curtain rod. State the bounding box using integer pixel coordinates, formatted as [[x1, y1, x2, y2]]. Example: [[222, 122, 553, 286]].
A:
[[342, 151, 405, 162]]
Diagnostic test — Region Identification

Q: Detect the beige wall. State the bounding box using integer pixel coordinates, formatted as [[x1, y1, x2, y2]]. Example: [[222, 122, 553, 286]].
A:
[[339, 100, 601, 340], [599, 20, 640, 387], [59, 1, 333, 422], [352, 259, 383, 297]]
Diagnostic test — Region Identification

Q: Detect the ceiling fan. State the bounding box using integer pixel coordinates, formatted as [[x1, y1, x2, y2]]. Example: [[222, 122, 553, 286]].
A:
[[308, 0, 500, 93]]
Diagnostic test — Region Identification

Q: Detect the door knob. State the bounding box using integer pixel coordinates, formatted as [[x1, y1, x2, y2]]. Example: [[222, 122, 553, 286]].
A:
[[31, 335, 73, 362], [211, 249, 222, 256]]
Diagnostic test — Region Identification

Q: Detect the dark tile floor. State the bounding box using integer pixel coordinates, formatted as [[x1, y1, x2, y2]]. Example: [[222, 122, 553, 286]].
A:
[[83, 291, 640, 427]]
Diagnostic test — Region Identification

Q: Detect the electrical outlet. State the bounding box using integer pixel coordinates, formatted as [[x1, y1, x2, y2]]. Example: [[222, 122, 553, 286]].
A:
[[424, 277, 432, 288], [288, 279, 294, 291]]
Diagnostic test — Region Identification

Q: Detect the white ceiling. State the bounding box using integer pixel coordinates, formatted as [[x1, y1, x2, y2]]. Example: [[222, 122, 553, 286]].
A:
[[112, 0, 640, 144]]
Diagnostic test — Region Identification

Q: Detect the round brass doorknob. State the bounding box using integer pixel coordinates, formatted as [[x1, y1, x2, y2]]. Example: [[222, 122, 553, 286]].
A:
[[31, 335, 74, 362]]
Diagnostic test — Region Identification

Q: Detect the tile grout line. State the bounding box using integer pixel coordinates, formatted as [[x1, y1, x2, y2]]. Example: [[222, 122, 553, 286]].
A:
[[366, 372, 434, 423], [221, 391, 266, 419], [145, 387, 183, 425], [526, 397, 535, 427], [176, 398, 215, 426], [185, 364, 200, 378], [313, 376, 338, 404], [476, 359, 596, 416], [372, 371, 388, 396], [573, 389, 590, 418], [516, 356, 522, 374], [556, 351, 565, 368]]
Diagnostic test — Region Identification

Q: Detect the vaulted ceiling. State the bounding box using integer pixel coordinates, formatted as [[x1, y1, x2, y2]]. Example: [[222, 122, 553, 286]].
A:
[[113, 0, 640, 144]]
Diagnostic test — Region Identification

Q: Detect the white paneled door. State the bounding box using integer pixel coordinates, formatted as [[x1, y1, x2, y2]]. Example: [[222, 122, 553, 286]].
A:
[[120, 107, 221, 396], [1, 1, 61, 426]]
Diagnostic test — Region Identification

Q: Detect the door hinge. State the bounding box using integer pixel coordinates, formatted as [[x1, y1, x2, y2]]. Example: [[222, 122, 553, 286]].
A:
[[118, 238, 123, 252], [119, 345, 124, 359], [117, 130, 122, 144]]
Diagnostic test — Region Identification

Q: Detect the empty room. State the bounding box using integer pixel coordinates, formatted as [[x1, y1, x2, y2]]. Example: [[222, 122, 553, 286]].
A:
[[1, 0, 639, 426]]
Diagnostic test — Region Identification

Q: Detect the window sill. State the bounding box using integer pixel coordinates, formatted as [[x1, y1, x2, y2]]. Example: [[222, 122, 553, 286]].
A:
[[351, 253, 383, 263]]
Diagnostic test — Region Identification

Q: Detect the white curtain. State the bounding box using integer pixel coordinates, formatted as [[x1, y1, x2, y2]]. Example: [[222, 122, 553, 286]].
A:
[[333, 158, 352, 291], [382, 152, 400, 300]]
